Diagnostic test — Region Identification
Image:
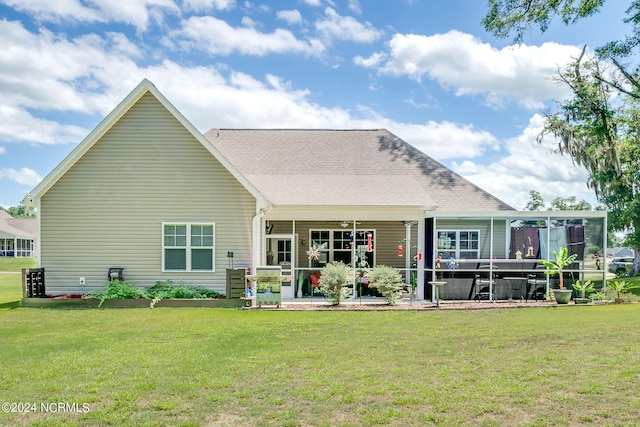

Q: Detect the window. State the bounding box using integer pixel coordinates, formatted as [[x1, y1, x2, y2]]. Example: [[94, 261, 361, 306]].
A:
[[437, 230, 479, 260], [277, 240, 291, 264], [16, 239, 33, 257], [309, 229, 375, 267], [163, 223, 215, 271]]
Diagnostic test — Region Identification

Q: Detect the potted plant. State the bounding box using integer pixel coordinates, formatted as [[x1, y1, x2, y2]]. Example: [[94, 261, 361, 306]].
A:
[[365, 265, 403, 305], [572, 279, 594, 305], [540, 247, 577, 304], [318, 261, 354, 305]]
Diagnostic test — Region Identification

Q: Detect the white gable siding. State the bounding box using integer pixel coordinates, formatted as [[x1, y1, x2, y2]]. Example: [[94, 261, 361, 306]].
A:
[[40, 93, 255, 294]]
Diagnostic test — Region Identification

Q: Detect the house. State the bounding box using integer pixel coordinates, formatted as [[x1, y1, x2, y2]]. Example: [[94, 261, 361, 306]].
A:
[[0, 210, 35, 257], [23, 79, 607, 300], [606, 247, 633, 258]]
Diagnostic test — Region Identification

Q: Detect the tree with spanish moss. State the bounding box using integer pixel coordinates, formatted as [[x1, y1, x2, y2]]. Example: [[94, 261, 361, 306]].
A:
[[483, 1, 640, 275]]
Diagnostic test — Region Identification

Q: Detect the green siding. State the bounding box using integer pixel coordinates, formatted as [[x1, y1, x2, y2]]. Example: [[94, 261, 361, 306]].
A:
[[40, 92, 255, 294]]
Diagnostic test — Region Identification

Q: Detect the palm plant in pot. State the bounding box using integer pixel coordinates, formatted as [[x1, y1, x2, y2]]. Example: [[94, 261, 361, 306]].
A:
[[540, 247, 577, 304], [572, 279, 594, 305]]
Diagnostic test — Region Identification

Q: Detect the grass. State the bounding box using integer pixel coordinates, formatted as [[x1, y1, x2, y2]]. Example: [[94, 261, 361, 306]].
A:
[[1, 259, 640, 426], [0, 257, 35, 309]]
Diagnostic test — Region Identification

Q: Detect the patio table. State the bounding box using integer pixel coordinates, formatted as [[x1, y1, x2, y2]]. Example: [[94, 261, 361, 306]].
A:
[[503, 277, 528, 301]]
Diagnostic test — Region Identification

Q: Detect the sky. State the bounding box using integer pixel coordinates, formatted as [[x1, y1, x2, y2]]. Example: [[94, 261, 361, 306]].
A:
[[0, 0, 633, 211]]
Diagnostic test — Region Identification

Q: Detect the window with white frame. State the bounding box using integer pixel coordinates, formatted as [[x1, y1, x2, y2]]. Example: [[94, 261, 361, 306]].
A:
[[436, 230, 479, 260], [309, 229, 375, 266], [163, 223, 215, 271]]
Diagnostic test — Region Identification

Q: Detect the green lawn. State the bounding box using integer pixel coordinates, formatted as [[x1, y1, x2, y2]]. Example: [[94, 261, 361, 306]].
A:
[[1, 259, 639, 426]]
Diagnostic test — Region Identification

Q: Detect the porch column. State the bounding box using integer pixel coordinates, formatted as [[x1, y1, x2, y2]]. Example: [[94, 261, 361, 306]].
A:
[[417, 217, 426, 300], [252, 208, 267, 273]]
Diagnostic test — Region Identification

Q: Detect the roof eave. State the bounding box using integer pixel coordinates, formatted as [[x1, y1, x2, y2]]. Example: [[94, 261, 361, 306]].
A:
[[27, 79, 269, 208]]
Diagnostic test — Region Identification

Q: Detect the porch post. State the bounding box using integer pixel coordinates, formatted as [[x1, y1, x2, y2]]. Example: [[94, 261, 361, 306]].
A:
[[252, 208, 267, 273], [352, 220, 357, 299], [405, 222, 413, 278], [417, 217, 426, 300]]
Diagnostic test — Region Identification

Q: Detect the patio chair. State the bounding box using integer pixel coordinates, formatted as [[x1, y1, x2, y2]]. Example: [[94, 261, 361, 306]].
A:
[[526, 265, 547, 301], [308, 272, 321, 295], [473, 265, 495, 301]]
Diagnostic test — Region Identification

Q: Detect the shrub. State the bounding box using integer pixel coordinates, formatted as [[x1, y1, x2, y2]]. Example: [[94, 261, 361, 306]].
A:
[[606, 279, 639, 301], [147, 280, 220, 307], [84, 280, 147, 307], [86, 280, 221, 308], [366, 265, 403, 305], [319, 262, 354, 305]]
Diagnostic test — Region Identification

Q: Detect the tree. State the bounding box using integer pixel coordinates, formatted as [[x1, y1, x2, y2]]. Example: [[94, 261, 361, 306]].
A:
[[483, 1, 605, 44], [1, 205, 35, 218], [524, 190, 593, 211], [549, 196, 592, 211], [483, 1, 640, 275], [524, 190, 545, 210]]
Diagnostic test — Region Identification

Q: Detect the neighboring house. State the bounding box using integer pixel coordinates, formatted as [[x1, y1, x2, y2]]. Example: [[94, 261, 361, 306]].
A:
[[0, 210, 35, 257], [23, 79, 607, 300], [606, 247, 633, 258]]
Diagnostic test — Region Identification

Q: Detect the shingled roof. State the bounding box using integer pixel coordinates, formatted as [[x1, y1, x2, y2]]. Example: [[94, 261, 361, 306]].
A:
[[0, 210, 35, 239], [203, 128, 513, 211]]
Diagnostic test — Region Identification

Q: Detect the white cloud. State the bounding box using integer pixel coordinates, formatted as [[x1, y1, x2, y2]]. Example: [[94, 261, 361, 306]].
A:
[[181, 0, 236, 12], [0, 105, 88, 144], [450, 114, 597, 209], [0, 167, 43, 186], [169, 15, 325, 56], [0, 0, 179, 30], [353, 52, 385, 67], [0, 147, 5, 154], [348, 0, 361, 14], [360, 30, 581, 109], [276, 9, 302, 25], [0, 20, 506, 175], [315, 7, 383, 43], [384, 119, 499, 161], [301, 0, 322, 6], [0, 0, 103, 23], [142, 61, 353, 129], [0, 20, 142, 115]]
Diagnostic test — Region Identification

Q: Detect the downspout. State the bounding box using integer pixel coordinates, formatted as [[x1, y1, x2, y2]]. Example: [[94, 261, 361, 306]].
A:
[[252, 206, 270, 274], [21, 192, 40, 266]]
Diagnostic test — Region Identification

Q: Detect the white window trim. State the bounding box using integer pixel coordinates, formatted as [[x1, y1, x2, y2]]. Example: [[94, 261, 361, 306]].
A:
[[436, 229, 480, 259], [162, 222, 216, 272], [308, 229, 377, 266]]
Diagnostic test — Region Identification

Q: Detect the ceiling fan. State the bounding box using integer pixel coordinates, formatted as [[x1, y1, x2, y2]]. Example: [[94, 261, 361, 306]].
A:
[[339, 220, 361, 228]]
